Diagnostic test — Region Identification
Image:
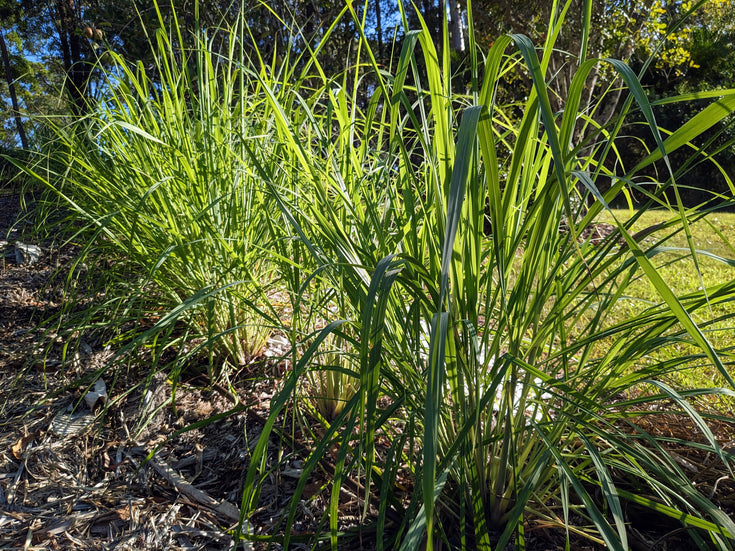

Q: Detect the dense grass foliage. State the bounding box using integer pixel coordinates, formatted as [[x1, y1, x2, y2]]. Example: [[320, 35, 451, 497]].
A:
[[16, 0, 735, 549], [21, 5, 285, 374]]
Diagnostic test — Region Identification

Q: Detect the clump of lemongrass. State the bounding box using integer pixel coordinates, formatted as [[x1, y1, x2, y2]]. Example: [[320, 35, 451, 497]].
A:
[[240, 0, 735, 549], [17, 0, 735, 548], [23, 2, 282, 380], [305, 331, 359, 422]]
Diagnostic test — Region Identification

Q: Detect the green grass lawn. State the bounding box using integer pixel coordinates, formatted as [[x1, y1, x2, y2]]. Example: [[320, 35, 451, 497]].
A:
[[601, 209, 735, 411], [601, 208, 734, 297]]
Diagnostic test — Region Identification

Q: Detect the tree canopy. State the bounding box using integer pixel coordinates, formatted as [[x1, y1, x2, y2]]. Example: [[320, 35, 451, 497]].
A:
[[1, 0, 733, 186]]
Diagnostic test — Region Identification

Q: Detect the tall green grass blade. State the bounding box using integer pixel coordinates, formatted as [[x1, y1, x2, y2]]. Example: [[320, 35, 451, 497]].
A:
[[533, 424, 625, 551], [577, 434, 628, 550], [359, 254, 406, 514], [400, 470, 449, 551], [633, 91, 735, 177], [615, 488, 735, 541], [240, 321, 346, 516]]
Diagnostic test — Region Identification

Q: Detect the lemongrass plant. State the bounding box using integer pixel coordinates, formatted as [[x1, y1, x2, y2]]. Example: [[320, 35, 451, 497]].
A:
[[305, 330, 359, 422], [23, 3, 284, 377], [241, 0, 735, 550]]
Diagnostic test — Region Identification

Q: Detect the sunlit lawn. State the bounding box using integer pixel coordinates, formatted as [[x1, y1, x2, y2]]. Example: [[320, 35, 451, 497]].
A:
[[600, 208, 735, 410]]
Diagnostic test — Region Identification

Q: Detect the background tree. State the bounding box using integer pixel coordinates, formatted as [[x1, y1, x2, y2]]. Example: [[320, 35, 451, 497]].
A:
[[0, 1, 65, 148], [1, 0, 733, 203], [471, 0, 662, 133], [625, 0, 735, 206], [461, 0, 734, 206], [0, 24, 26, 148], [0, 0, 386, 150]]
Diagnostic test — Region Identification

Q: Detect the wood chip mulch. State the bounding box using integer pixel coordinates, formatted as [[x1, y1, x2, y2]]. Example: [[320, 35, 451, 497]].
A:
[[0, 192, 334, 551]]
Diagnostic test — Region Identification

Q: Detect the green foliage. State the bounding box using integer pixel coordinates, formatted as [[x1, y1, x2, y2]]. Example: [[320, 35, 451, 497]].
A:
[[0, 10, 66, 148], [19, 0, 735, 549], [238, 1, 735, 548], [636, 0, 735, 78], [21, 4, 286, 375], [0, 144, 30, 189]]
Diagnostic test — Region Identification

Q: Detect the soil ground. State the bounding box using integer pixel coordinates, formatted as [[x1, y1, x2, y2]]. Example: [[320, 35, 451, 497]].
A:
[[1, 191, 734, 550], [0, 192, 323, 550]]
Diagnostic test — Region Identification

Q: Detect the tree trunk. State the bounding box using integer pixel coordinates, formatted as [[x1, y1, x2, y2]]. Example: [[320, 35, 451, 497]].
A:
[[448, 0, 466, 52], [55, 0, 91, 116], [0, 27, 28, 148], [375, 0, 383, 61]]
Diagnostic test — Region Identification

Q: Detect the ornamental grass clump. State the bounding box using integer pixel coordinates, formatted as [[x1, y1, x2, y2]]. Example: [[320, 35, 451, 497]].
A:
[[241, 1, 735, 549], [305, 331, 359, 422], [19, 0, 735, 548], [25, 4, 284, 377]]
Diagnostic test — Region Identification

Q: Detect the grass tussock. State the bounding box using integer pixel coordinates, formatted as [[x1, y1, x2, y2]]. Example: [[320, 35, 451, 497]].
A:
[[12, 0, 735, 549]]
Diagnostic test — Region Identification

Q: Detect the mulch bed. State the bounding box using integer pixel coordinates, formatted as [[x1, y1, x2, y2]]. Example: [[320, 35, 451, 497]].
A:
[[0, 192, 330, 550], [1, 190, 734, 550]]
